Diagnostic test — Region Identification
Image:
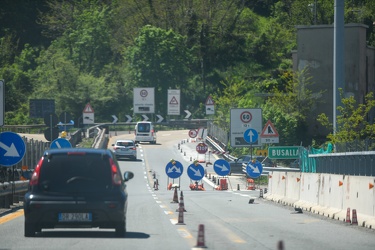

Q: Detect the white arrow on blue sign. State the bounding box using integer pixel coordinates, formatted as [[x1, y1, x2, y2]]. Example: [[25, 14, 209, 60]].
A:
[[213, 159, 231, 176], [246, 160, 263, 178], [243, 128, 258, 144], [165, 160, 184, 179], [187, 163, 204, 181], [0, 132, 26, 167], [50, 138, 72, 149]]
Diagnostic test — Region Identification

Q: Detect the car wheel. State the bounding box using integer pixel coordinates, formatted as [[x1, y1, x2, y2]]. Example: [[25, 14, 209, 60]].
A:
[[115, 221, 126, 237], [132, 156, 137, 161], [24, 222, 36, 237]]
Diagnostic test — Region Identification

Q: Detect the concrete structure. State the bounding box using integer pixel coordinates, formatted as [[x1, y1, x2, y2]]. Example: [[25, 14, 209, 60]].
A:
[[292, 24, 375, 140]]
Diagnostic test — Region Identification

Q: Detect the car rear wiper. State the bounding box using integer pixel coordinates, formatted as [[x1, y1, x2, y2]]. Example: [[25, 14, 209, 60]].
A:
[[66, 176, 95, 184]]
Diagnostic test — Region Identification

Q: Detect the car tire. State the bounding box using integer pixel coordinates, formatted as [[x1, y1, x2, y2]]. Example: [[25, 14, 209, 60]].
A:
[[115, 221, 126, 237], [24, 222, 36, 237]]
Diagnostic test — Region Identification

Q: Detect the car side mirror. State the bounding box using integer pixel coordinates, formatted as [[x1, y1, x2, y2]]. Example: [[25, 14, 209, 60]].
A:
[[123, 171, 134, 182]]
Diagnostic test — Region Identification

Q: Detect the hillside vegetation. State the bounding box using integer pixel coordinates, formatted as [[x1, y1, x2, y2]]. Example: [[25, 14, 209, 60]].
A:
[[1, 0, 375, 150]]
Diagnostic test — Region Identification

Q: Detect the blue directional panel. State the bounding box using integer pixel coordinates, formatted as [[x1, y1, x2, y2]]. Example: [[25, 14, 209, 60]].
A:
[[165, 160, 184, 179], [246, 160, 263, 178], [50, 138, 72, 149], [187, 163, 205, 181], [213, 159, 231, 176], [0, 132, 26, 167]]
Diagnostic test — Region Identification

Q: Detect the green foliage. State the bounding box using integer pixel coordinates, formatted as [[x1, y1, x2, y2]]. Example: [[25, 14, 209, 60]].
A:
[[317, 90, 375, 144], [0, 0, 374, 149], [126, 25, 193, 114]]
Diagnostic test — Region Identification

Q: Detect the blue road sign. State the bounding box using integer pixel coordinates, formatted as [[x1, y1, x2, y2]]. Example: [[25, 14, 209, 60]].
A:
[[0, 132, 26, 167], [213, 159, 231, 176], [243, 128, 258, 144], [246, 160, 263, 178], [187, 163, 205, 181], [165, 160, 184, 179], [50, 138, 72, 149]]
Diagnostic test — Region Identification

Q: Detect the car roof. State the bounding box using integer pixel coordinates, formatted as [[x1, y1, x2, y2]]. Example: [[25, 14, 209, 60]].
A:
[[43, 148, 112, 156]]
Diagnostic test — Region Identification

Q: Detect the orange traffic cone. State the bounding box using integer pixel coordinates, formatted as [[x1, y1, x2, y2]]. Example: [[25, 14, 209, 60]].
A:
[[176, 205, 185, 225], [352, 209, 358, 225], [195, 224, 206, 248], [346, 208, 351, 223], [176, 191, 187, 212], [171, 187, 179, 203]]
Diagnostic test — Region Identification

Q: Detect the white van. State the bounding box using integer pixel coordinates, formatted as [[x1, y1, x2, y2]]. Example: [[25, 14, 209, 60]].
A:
[[134, 121, 157, 144]]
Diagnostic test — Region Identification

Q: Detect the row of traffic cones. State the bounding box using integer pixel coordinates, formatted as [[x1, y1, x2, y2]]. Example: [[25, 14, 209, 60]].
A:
[[345, 207, 358, 225], [172, 189, 206, 248]]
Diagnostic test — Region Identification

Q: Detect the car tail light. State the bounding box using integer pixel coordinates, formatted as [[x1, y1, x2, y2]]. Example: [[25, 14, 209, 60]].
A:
[[151, 129, 154, 136], [29, 157, 43, 186], [113, 146, 118, 150], [109, 158, 121, 186]]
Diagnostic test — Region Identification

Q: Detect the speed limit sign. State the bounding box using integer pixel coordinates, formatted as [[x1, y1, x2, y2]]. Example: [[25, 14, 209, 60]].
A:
[[230, 108, 262, 148], [240, 111, 252, 123]]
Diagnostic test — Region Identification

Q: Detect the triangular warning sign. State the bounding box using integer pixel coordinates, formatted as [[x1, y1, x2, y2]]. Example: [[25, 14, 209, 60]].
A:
[[169, 96, 179, 105], [205, 96, 215, 105], [83, 103, 94, 113], [261, 120, 279, 137]]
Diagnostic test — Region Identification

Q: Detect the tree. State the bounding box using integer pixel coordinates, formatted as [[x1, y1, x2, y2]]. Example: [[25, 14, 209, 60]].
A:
[[317, 90, 375, 149], [126, 25, 193, 115]]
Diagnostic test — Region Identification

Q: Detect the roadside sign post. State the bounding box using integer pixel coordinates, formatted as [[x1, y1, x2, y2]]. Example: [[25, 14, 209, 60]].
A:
[[230, 108, 262, 148], [165, 160, 184, 190], [268, 146, 301, 159]]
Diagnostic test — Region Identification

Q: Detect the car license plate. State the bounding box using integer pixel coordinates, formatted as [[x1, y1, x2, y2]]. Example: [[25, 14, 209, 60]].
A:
[[58, 213, 92, 222], [121, 148, 128, 151]]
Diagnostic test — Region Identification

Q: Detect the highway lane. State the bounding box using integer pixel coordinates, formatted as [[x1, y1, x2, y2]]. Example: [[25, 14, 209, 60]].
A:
[[1, 130, 375, 249]]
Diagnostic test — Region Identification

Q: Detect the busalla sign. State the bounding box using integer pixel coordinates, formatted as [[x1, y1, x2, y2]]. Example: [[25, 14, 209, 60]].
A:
[[268, 146, 300, 159]]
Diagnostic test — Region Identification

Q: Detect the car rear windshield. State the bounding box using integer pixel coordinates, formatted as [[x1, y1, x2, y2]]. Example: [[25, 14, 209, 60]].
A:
[[137, 123, 151, 132], [38, 153, 113, 193], [116, 141, 134, 147]]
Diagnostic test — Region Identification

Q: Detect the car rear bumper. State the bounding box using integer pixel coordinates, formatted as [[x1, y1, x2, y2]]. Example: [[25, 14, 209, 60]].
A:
[[24, 198, 127, 229]]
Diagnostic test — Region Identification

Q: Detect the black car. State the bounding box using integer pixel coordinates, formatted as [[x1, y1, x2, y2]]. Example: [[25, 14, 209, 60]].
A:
[[23, 148, 134, 237], [228, 155, 275, 174]]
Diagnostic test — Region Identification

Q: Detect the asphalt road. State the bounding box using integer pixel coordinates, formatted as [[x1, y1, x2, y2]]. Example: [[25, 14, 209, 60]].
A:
[[1, 130, 375, 250]]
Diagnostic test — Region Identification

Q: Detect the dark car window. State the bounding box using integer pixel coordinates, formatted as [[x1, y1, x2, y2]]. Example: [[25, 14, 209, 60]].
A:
[[38, 153, 113, 193], [117, 141, 134, 147], [137, 123, 150, 132]]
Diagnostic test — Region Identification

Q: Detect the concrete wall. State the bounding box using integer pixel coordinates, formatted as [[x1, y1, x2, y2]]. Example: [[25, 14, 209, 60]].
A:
[[293, 24, 375, 138], [265, 171, 375, 229]]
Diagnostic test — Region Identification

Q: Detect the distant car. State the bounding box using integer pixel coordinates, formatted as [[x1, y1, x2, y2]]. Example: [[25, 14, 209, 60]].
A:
[[23, 148, 134, 237], [228, 155, 275, 174], [112, 139, 137, 160]]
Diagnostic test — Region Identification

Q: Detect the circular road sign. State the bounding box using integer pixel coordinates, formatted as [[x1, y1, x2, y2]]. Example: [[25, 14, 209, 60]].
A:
[[140, 89, 148, 97], [0, 132, 26, 167], [165, 160, 184, 179], [243, 128, 259, 144], [213, 159, 231, 176], [187, 163, 205, 181], [196, 142, 208, 154], [246, 160, 263, 178], [240, 111, 252, 123], [189, 129, 198, 138], [50, 138, 72, 149]]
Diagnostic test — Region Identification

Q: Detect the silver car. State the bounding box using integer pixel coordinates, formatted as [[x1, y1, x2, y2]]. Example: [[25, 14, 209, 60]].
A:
[[112, 139, 137, 160]]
